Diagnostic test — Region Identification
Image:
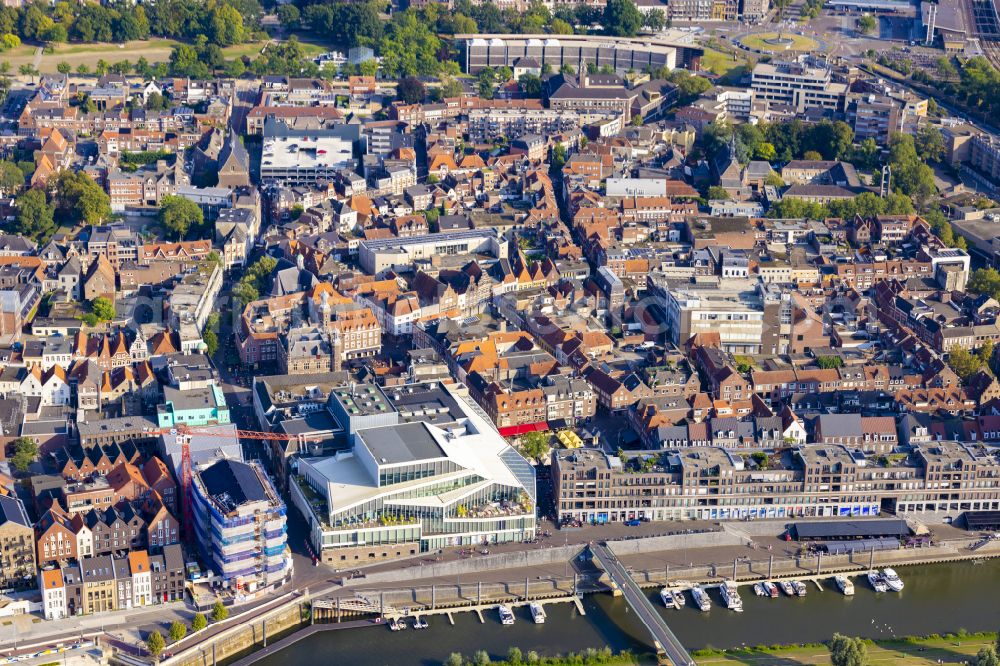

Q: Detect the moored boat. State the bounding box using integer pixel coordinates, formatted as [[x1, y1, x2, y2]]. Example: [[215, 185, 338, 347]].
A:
[[529, 602, 546, 624], [720, 581, 743, 612], [779, 580, 795, 596], [690, 586, 711, 612], [882, 568, 904, 592], [498, 604, 515, 625], [835, 575, 855, 596], [792, 580, 807, 596], [868, 571, 888, 592], [753, 583, 766, 596], [659, 588, 679, 609]]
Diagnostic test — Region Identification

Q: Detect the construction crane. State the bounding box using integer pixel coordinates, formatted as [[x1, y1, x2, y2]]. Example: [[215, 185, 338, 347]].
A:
[[149, 425, 320, 543]]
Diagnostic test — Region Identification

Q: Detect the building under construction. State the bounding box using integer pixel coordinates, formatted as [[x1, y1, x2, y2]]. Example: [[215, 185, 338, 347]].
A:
[[189, 458, 290, 593]]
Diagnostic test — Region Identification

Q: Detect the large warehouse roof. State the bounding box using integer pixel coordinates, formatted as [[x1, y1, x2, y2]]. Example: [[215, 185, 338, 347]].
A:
[[794, 518, 911, 540]]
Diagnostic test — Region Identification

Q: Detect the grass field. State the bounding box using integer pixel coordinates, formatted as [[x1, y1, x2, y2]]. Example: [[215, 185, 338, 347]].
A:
[[740, 32, 819, 53], [700, 47, 746, 76], [694, 634, 995, 666]]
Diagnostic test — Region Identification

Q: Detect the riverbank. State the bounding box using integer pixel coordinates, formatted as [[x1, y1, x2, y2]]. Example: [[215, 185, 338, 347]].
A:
[[441, 647, 639, 666], [694, 631, 997, 666], [247, 559, 1000, 666]]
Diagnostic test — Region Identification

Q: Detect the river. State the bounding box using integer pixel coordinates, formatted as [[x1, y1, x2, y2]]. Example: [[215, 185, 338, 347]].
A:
[[252, 560, 1000, 665]]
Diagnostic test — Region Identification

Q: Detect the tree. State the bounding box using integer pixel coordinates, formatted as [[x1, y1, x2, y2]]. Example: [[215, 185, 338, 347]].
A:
[[439, 77, 464, 99], [56, 61, 71, 75], [734, 355, 754, 374], [550, 18, 573, 34], [949, 346, 985, 383], [856, 14, 877, 34], [471, 650, 491, 666], [969, 268, 1000, 300], [444, 654, 464, 666], [519, 431, 550, 461], [53, 171, 110, 225], [916, 126, 946, 163], [396, 76, 425, 104], [146, 92, 168, 111], [146, 631, 165, 659], [169, 44, 209, 79], [829, 633, 869, 666], [158, 195, 204, 240], [91, 297, 116, 322], [477, 67, 496, 99], [603, 0, 643, 36], [507, 647, 524, 664], [191, 613, 207, 632], [0, 160, 22, 195], [889, 133, 936, 207], [549, 143, 567, 175], [168, 621, 187, 642], [706, 186, 730, 200], [644, 8, 665, 31], [974, 646, 1000, 666], [519, 73, 541, 97], [209, 4, 245, 47], [10, 437, 38, 473], [980, 339, 995, 366], [203, 326, 218, 357], [803, 150, 823, 161], [14, 188, 55, 242], [277, 4, 300, 28], [211, 601, 229, 622], [17, 64, 37, 84]]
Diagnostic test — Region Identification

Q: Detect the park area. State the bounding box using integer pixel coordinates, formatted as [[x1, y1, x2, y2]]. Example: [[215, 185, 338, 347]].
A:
[[699, 47, 749, 84], [1, 34, 337, 74], [695, 632, 995, 666]]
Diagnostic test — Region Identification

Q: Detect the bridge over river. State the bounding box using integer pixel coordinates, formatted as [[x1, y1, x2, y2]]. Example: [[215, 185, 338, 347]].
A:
[[589, 542, 694, 666]]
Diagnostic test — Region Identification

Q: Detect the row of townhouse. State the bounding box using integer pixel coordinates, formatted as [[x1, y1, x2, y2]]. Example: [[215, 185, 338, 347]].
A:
[[40, 545, 184, 619]]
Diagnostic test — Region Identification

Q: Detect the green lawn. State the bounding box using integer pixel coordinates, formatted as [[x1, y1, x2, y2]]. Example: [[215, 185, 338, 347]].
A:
[[699, 47, 747, 81], [740, 32, 819, 52], [51, 38, 181, 55], [695, 634, 995, 666]]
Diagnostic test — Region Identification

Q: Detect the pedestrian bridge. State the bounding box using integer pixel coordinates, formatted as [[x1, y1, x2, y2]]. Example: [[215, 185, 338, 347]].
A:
[[589, 542, 694, 666]]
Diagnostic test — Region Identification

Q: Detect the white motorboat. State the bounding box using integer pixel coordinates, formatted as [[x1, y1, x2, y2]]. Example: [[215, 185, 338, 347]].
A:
[[529, 602, 546, 624], [388, 617, 402, 631], [779, 580, 795, 596], [720, 581, 743, 612], [792, 580, 807, 596], [881, 568, 904, 592], [660, 588, 679, 608], [753, 583, 766, 596], [413, 616, 429, 629], [763, 581, 779, 598], [835, 575, 855, 596], [868, 571, 888, 592], [498, 604, 515, 625], [690, 586, 711, 612]]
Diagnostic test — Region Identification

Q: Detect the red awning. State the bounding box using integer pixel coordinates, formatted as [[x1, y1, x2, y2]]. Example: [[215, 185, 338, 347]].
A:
[[498, 422, 549, 437]]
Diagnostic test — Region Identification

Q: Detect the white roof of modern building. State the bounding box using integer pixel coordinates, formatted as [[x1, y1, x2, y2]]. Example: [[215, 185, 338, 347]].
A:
[[300, 385, 532, 516]]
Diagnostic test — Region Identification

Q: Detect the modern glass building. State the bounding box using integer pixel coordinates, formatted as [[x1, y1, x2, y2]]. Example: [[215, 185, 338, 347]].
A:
[[291, 384, 536, 564]]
